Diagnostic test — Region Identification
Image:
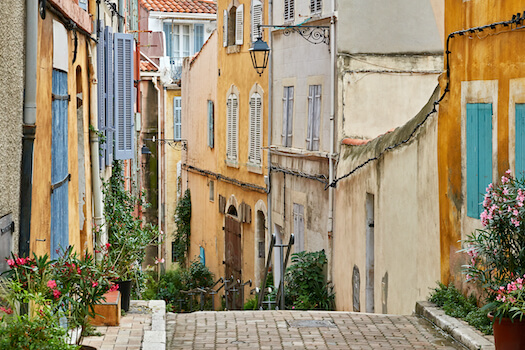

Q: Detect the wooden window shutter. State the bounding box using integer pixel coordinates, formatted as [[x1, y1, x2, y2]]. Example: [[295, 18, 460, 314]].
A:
[[223, 10, 228, 47], [227, 95, 233, 159], [310, 0, 321, 13], [208, 100, 214, 148], [114, 33, 135, 160], [306, 85, 321, 151], [173, 96, 181, 140], [251, 0, 263, 42], [516, 104, 525, 175], [104, 26, 114, 166], [96, 21, 106, 169], [284, 0, 294, 21], [282, 87, 293, 147], [232, 96, 238, 160], [219, 195, 226, 214], [236, 4, 244, 45], [249, 93, 262, 165]]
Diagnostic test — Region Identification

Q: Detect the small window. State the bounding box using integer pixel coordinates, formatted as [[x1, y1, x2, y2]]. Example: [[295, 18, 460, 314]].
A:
[[516, 104, 525, 176], [194, 24, 204, 52], [293, 203, 304, 253], [284, 0, 294, 22], [248, 92, 262, 166], [200, 246, 206, 266], [310, 0, 321, 14], [227, 93, 238, 161], [282, 86, 294, 147], [173, 96, 182, 141], [208, 100, 214, 148], [209, 180, 214, 201], [79, 0, 88, 11]]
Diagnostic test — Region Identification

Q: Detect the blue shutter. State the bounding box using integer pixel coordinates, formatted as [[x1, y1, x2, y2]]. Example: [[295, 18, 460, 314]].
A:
[[164, 23, 172, 57], [516, 104, 525, 177], [208, 100, 214, 148], [51, 69, 69, 258], [97, 22, 106, 169], [194, 24, 204, 53], [105, 27, 114, 165], [200, 246, 205, 266], [114, 33, 135, 160], [466, 103, 492, 218]]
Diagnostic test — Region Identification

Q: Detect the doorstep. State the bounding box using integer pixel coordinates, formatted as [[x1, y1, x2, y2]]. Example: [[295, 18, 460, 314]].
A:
[[415, 301, 495, 350]]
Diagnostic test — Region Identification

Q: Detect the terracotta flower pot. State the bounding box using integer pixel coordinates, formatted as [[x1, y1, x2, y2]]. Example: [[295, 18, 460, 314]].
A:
[[489, 314, 525, 349]]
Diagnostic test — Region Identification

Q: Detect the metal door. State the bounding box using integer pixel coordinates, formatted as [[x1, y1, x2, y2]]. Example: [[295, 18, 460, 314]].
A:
[[225, 215, 242, 309]]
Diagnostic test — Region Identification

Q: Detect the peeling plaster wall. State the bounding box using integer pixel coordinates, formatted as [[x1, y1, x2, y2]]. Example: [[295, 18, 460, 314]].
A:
[[333, 89, 441, 315], [0, 0, 25, 255]]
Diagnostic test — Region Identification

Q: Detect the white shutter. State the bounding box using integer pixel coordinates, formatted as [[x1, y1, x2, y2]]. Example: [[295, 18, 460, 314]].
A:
[[310, 0, 321, 13], [236, 4, 244, 45], [227, 96, 232, 158], [249, 93, 262, 165], [223, 10, 228, 47], [306, 85, 314, 150], [232, 96, 238, 160], [284, 0, 294, 21], [282, 87, 294, 147], [97, 21, 106, 169], [313, 85, 321, 151], [251, 0, 263, 42], [293, 203, 305, 253]]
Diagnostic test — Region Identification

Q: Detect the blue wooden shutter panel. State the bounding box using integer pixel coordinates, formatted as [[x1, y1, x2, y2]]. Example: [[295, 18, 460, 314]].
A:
[[105, 26, 114, 165], [466, 103, 492, 219], [114, 33, 135, 160], [51, 69, 69, 258], [97, 22, 106, 169], [516, 104, 525, 176]]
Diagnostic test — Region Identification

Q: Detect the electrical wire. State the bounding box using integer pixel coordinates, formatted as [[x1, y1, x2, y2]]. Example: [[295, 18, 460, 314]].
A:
[[183, 164, 268, 193], [329, 12, 525, 189], [271, 164, 329, 185]]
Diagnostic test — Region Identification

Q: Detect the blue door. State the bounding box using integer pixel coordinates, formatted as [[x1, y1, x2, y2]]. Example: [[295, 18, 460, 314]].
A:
[[50, 69, 69, 258]]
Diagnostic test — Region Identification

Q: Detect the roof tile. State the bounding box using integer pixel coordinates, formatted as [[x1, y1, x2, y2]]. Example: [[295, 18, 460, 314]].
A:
[[140, 0, 216, 14]]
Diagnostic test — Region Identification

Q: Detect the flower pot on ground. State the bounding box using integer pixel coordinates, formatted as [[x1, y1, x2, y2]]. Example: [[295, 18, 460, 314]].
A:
[[488, 313, 525, 350], [115, 280, 131, 312]]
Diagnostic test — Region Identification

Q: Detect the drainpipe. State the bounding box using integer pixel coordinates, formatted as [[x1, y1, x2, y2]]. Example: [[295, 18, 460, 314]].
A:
[[19, 0, 39, 257], [267, 0, 273, 266], [88, 38, 106, 251], [327, 0, 336, 282], [152, 77, 162, 276]]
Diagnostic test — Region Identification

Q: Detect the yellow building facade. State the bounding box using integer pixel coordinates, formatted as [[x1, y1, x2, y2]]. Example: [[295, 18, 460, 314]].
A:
[[438, 0, 525, 285]]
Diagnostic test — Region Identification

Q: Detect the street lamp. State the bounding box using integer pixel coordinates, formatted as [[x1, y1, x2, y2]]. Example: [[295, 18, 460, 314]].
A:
[[249, 24, 330, 75], [249, 37, 270, 77]]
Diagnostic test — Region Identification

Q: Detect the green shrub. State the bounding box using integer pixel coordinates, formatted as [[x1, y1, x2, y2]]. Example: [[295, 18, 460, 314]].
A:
[[244, 296, 258, 310], [429, 283, 492, 335], [285, 250, 335, 310]]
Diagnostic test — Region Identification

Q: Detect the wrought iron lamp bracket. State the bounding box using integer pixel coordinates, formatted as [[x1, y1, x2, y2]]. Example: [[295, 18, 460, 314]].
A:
[[259, 24, 330, 46]]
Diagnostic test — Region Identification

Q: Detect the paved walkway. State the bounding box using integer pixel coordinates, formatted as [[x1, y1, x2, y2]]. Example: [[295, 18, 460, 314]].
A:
[[166, 310, 465, 349]]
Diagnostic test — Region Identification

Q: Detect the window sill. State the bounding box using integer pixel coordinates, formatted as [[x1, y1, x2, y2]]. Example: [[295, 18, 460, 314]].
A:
[[226, 45, 241, 54], [225, 159, 239, 168], [247, 163, 263, 174], [269, 145, 333, 159]]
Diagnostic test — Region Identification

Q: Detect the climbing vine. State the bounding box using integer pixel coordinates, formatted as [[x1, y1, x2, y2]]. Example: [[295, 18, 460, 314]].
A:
[[173, 189, 191, 265]]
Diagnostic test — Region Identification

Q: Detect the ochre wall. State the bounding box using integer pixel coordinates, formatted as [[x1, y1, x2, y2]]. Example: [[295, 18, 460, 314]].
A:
[[439, 0, 525, 285]]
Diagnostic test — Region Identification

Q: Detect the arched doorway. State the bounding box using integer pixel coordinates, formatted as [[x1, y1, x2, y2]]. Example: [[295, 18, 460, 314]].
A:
[[225, 205, 242, 309]]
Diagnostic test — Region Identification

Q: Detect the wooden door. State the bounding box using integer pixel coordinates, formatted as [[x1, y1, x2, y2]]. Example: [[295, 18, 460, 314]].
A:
[[225, 215, 242, 309]]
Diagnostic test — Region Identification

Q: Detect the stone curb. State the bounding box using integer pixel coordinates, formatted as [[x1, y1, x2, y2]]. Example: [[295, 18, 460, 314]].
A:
[[415, 301, 495, 350], [142, 300, 166, 350]]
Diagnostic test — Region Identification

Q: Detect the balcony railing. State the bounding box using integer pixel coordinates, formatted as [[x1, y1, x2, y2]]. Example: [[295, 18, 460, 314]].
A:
[[170, 57, 184, 81]]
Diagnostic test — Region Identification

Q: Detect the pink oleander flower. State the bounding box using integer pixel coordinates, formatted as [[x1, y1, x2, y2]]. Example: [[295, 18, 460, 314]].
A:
[[15, 257, 26, 265], [53, 289, 61, 299], [92, 282, 98, 288], [154, 257, 165, 264], [502, 176, 510, 184], [0, 307, 13, 315], [503, 188, 510, 195], [47, 280, 57, 289], [109, 284, 119, 292], [6, 259, 15, 268]]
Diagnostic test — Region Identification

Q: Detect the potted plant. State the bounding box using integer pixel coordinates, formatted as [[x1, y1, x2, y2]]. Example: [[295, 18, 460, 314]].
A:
[[102, 160, 161, 311], [461, 170, 525, 349]]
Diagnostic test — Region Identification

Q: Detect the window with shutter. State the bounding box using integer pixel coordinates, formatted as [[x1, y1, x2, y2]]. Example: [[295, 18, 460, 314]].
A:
[[249, 93, 262, 166], [223, 10, 228, 47], [310, 0, 321, 14], [306, 85, 321, 151], [174, 96, 182, 141], [114, 33, 135, 160], [104, 26, 114, 166], [251, 0, 263, 42], [227, 94, 238, 161], [284, 0, 294, 22], [466, 103, 492, 218], [194, 24, 204, 52], [208, 100, 214, 148], [282, 86, 294, 147], [79, 0, 88, 11], [236, 4, 244, 45]]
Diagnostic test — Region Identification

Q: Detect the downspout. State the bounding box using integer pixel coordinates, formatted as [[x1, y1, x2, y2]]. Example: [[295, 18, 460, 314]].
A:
[[19, 0, 38, 257], [267, 0, 273, 259], [88, 32, 106, 251], [327, 0, 336, 282], [152, 77, 162, 276]]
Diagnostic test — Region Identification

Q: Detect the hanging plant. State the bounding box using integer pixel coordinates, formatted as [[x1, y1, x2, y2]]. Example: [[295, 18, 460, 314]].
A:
[[173, 189, 191, 265]]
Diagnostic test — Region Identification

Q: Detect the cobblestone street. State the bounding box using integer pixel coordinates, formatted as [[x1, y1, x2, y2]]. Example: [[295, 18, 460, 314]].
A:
[[166, 310, 465, 350]]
